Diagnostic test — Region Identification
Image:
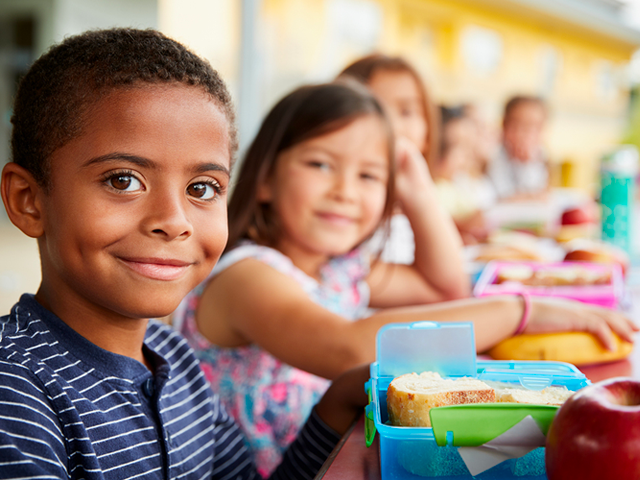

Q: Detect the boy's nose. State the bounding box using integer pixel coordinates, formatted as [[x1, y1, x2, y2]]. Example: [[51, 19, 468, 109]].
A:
[[143, 193, 193, 240]]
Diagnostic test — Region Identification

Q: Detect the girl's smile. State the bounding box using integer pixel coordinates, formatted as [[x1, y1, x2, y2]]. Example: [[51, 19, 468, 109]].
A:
[[315, 211, 358, 226]]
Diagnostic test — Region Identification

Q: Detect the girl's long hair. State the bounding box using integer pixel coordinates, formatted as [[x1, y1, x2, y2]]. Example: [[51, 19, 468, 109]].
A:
[[226, 80, 396, 253], [339, 54, 440, 172]]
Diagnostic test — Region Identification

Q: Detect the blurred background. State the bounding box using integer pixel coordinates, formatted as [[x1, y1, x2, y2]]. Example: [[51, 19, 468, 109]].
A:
[[2, 0, 640, 311]]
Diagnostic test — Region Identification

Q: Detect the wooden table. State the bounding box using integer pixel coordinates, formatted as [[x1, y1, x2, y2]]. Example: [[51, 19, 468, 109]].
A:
[[316, 284, 640, 479]]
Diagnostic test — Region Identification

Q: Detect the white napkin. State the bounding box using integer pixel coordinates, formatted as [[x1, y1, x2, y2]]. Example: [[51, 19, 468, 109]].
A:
[[457, 415, 547, 476]]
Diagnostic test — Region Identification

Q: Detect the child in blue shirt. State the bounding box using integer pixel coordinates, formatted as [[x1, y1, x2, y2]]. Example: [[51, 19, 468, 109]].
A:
[[0, 27, 367, 479]]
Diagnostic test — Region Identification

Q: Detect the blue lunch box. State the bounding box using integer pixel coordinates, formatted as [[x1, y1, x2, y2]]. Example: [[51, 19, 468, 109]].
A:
[[364, 322, 590, 479]]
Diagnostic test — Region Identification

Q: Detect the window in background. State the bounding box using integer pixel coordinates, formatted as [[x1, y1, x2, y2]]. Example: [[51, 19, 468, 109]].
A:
[[594, 59, 619, 101], [460, 25, 503, 77], [537, 44, 562, 98]]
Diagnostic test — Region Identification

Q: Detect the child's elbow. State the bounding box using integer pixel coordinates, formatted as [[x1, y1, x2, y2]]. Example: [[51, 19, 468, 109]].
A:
[[432, 279, 471, 302], [441, 284, 471, 301]]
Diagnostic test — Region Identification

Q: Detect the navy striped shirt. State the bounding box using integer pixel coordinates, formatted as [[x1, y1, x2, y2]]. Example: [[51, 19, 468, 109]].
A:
[[0, 295, 339, 479]]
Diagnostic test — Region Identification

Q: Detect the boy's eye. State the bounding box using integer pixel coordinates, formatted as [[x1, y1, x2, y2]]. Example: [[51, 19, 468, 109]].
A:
[[187, 182, 218, 200], [109, 174, 142, 192]]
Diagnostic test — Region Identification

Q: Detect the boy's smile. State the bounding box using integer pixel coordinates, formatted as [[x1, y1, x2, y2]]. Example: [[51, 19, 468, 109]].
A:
[[29, 84, 231, 355]]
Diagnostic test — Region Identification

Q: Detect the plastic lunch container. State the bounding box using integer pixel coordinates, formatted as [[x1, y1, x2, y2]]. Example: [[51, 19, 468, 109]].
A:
[[472, 261, 624, 309], [364, 322, 590, 479]]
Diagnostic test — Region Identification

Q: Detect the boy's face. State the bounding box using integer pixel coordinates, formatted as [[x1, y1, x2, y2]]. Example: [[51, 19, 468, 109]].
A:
[[502, 102, 546, 163], [36, 84, 231, 320]]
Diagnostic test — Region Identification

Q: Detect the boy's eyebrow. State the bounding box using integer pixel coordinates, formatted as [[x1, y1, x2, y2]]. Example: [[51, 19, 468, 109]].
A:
[[83, 153, 154, 169], [83, 153, 230, 177], [193, 162, 231, 177]]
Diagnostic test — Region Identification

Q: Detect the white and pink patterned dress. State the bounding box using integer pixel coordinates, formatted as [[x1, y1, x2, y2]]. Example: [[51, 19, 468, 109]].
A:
[[175, 242, 370, 477]]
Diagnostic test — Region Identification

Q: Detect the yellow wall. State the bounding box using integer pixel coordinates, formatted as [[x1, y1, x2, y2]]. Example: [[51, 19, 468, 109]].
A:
[[160, 0, 639, 193], [158, 0, 241, 98], [375, 0, 635, 193]]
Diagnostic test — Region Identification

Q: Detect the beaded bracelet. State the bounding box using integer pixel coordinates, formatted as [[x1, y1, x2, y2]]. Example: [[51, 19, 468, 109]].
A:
[[514, 291, 532, 335]]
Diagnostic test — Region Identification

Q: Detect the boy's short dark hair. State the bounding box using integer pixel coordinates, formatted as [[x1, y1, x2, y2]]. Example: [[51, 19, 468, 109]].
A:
[[503, 95, 547, 123], [11, 28, 236, 190]]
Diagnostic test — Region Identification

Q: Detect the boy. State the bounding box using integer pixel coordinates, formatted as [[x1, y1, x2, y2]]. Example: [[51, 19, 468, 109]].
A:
[[487, 95, 549, 201], [0, 28, 366, 479]]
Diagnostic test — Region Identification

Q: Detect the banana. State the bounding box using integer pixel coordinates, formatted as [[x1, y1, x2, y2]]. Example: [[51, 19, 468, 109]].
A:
[[488, 332, 633, 366]]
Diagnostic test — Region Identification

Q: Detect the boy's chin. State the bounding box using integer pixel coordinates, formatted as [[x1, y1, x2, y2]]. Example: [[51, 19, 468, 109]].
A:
[[111, 297, 182, 321]]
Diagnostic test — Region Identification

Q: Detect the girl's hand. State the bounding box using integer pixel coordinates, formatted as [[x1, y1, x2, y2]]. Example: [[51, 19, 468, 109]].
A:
[[394, 137, 434, 208], [524, 297, 638, 350], [315, 364, 370, 435]]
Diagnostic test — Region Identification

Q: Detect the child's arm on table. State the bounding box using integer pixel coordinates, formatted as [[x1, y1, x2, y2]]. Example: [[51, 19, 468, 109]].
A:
[[368, 138, 470, 308], [198, 259, 637, 380], [314, 364, 370, 434]]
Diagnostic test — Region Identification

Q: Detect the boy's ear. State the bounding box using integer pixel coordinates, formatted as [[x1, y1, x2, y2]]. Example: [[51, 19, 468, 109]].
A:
[[1, 162, 45, 238]]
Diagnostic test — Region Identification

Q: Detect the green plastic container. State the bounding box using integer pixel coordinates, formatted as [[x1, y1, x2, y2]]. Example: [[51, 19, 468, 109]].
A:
[[600, 145, 639, 254]]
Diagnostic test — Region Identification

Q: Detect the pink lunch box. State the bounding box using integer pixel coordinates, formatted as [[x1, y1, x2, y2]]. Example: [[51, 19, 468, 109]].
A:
[[473, 260, 624, 309]]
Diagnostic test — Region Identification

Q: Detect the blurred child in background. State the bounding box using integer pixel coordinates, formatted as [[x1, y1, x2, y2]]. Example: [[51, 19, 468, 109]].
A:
[[338, 54, 466, 268], [176, 81, 636, 477], [431, 105, 490, 244], [488, 95, 550, 201], [462, 102, 500, 195]]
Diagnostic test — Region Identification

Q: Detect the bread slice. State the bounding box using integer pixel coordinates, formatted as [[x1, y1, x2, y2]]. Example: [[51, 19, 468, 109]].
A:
[[496, 265, 534, 284], [493, 385, 573, 405], [387, 372, 495, 427]]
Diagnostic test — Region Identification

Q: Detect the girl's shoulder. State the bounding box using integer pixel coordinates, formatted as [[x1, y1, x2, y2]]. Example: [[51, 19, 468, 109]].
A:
[[218, 241, 372, 291], [214, 241, 317, 289], [215, 241, 290, 270]]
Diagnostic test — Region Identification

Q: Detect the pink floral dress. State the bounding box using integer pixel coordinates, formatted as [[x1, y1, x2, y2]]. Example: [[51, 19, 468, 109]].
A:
[[175, 242, 370, 477]]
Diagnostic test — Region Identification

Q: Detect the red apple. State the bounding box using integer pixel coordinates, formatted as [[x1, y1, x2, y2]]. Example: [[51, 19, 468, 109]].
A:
[[564, 249, 629, 276], [561, 205, 596, 225], [545, 377, 640, 480]]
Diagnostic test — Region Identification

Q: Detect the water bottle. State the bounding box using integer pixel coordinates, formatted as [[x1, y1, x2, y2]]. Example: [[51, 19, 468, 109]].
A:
[[600, 145, 639, 255]]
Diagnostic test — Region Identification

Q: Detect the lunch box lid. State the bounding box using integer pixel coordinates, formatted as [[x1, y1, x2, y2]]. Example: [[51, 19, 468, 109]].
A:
[[371, 322, 477, 379]]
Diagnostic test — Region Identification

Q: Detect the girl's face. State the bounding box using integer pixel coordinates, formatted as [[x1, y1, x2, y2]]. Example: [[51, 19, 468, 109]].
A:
[[259, 115, 389, 262], [367, 70, 428, 153]]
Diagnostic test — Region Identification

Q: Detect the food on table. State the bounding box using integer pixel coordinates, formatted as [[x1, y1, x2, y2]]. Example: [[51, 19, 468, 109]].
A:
[[475, 244, 545, 263], [387, 371, 573, 427], [488, 332, 633, 366], [496, 264, 610, 286], [473, 230, 548, 263], [486, 381, 572, 405], [560, 205, 597, 225], [563, 238, 629, 276], [546, 378, 640, 480]]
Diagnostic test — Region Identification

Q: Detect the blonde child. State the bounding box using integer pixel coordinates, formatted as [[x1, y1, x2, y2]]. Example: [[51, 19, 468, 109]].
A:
[[176, 81, 636, 476]]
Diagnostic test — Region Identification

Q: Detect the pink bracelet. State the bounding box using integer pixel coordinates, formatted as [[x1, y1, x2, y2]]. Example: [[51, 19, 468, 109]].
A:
[[514, 291, 531, 335]]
